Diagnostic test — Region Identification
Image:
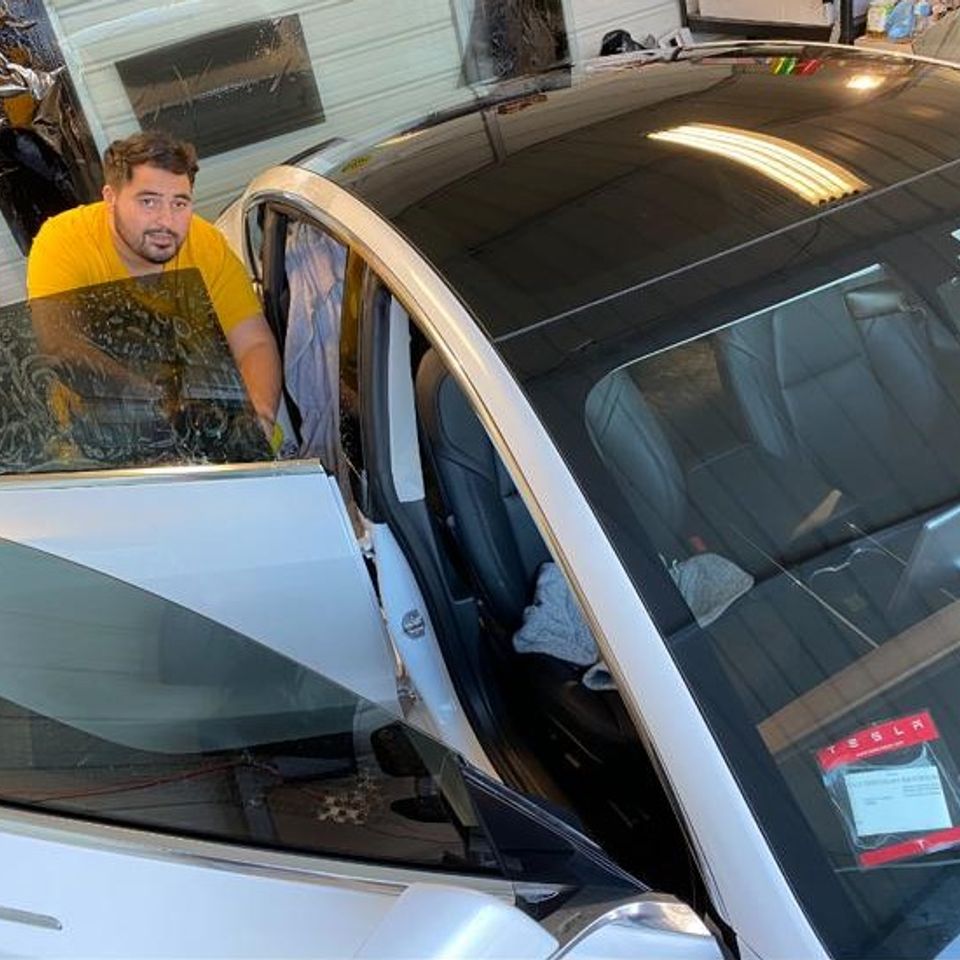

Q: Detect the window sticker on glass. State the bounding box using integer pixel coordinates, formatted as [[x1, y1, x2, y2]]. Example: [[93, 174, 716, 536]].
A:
[[846, 763, 950, 837], [818, 711, 960, 868]]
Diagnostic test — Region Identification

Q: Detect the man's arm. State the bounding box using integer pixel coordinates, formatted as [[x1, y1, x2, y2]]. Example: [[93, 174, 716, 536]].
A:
[[225, 313, 282, 437], [30, 293, 162, 401]]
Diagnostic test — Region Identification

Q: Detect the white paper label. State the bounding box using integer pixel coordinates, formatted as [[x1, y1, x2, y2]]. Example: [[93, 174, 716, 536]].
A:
[[846, 763, 951, 838]]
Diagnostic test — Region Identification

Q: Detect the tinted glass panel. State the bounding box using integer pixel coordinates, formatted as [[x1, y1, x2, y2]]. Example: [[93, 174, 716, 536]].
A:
[[0, 537, 496, 873], [328, 49, 960, 346], [9, 271, 269, 473], [506, 160, 960, 956]]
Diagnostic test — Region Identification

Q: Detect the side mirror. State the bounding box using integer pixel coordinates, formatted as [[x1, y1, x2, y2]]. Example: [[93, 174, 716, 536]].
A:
[[554, 894, 724, 960], [353, 884, 724, 960], [353, 883, 558, 959]]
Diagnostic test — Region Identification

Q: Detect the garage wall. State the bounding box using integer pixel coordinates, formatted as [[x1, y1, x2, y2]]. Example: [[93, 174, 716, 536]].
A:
[[46, 0, 470, 219], [0, 221, 25, 305], [567, 0, 681, 57], [1, 0, 679, 305]]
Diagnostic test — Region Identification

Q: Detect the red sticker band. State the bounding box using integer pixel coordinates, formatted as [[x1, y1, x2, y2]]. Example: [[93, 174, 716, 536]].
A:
[[817, 711, 940, 772], [859, 825, 960, 868]]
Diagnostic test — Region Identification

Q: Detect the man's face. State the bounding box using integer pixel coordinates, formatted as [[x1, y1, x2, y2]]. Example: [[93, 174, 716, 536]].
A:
[[103, 164, 193, 269]]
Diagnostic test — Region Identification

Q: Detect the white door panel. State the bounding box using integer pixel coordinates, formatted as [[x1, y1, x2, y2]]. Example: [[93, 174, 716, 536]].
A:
[[370, 522, 494, 776], [0, 469, 399, 711], [0, 825, 396, 958]]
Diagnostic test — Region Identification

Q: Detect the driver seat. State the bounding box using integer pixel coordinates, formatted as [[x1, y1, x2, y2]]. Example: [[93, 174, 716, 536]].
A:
[[414, 350, 637, 749]]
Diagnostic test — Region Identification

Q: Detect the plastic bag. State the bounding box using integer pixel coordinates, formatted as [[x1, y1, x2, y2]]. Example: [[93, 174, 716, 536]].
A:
[[885, 0, 916, 38], [818, 710, 960, 868]]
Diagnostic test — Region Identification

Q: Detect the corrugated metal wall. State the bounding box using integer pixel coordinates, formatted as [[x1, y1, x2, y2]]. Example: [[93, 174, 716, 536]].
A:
[[570, 0, 680, 53], [1, 0, 679, 305]]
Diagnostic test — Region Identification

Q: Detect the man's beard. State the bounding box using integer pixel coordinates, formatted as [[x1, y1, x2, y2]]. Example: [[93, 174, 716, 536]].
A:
[[114, 213, 184, 265]]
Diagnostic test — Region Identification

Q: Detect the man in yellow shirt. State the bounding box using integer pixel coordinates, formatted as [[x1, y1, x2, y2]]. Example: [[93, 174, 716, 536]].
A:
[[27, 130, 281, 440]]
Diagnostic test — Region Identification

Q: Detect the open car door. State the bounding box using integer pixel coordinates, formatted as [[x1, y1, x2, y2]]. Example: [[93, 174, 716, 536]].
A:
[[0, 278, 400, 711], [0, 537, 723, 960]]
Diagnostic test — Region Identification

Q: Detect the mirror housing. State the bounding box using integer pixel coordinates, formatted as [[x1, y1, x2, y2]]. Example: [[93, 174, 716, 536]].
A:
[[353, 883, 558, 959], [354, 884, 725, 960], [553, 895, 725, 960]]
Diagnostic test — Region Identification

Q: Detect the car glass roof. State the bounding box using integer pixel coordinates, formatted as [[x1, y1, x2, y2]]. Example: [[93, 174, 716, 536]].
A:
[[320, 46, 960, 347]]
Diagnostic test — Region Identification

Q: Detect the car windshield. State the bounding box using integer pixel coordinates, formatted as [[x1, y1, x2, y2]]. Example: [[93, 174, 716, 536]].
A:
[[502, 151, 960, 955], [5, 270, 268, 473]]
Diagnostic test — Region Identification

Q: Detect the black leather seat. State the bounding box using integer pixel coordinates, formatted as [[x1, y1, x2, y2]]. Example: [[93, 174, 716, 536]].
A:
[[584, 361, 901, 722], [716, 274, 960, 534], [585, 365, 854, 578], [415, 350, 549, 629], [415, 350, 638, 750]]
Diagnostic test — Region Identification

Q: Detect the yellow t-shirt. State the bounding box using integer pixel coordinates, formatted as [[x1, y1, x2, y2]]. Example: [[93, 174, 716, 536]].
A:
[[26, 201, 260, 334]]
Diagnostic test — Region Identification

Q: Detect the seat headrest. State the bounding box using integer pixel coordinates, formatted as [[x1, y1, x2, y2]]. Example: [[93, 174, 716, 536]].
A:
[[843, 282, 912, 321]]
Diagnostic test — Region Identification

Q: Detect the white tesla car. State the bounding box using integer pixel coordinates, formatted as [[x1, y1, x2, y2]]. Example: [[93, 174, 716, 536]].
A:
[[3, 40, 960, 959]]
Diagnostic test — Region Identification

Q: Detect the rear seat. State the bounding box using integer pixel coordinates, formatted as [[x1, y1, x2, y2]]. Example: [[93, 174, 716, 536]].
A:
[[585, 367, 853, 577], [716, 271, 960, 534], [586, 366, 889, 721], [586, 268, 960, 720]]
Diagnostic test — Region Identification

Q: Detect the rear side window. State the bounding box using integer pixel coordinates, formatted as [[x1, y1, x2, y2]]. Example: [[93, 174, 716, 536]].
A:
[[8, 271, 270, 473]]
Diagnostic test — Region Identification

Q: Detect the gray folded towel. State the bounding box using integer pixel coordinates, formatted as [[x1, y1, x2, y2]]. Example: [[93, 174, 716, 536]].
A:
[[513, 555, 753, 693], [513, 562, 598, 666]]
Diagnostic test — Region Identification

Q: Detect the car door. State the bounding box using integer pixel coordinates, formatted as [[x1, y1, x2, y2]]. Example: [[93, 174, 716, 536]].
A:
[[0, 278, 400, 712], [0, 534, 719, 960], [0, 536, 467, 956]]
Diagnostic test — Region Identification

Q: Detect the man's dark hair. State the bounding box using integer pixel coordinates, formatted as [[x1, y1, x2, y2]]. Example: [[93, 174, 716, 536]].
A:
[[103, 130, 199, 189]]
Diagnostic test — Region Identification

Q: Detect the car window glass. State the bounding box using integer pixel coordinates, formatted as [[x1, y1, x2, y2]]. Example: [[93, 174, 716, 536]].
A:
[[0, 535, 500, 874], [10, 271, 270, 473], [507, 168, 960, 958]]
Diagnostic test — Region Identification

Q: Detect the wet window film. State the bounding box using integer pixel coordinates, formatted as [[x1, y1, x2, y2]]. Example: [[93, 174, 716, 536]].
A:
[[4, 270, 269, 473], [453, 0, 569, 85]]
